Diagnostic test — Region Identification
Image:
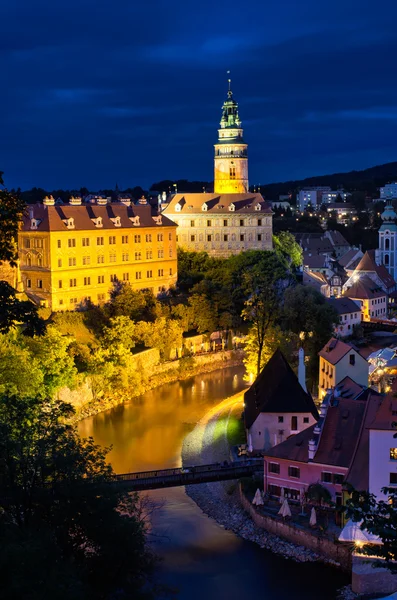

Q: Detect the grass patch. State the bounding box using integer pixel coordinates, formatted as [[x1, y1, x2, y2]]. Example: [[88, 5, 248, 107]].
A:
[[51, 312, 97, 345], [226, 409, 246, 447]]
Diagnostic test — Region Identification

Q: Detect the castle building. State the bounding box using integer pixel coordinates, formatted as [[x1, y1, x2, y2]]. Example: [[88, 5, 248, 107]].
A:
[[163, 81, 273, 257], [19, 196, 177, 310]]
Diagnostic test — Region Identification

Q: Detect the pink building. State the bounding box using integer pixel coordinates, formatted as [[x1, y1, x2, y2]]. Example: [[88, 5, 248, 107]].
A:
[[264, 381, 382, 509]]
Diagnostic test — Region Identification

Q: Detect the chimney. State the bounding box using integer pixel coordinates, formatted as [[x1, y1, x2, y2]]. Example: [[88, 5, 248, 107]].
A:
[[308, 439, 316, 461], [298, 347, 307, 393], [28, 205, 34, 220]]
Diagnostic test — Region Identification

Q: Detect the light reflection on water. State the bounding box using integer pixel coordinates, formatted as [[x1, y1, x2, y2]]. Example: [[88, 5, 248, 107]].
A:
[[78, 365, 348, 599]]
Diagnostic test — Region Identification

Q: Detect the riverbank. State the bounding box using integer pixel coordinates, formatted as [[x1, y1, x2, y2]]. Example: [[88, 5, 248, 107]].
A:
[[67, 349, 244, 422], [181, 394, 343, 567]]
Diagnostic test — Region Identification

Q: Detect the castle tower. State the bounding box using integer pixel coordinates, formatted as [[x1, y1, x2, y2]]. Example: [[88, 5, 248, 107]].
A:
[[378, 200, 397, 281], [214, 78, 248, 194]]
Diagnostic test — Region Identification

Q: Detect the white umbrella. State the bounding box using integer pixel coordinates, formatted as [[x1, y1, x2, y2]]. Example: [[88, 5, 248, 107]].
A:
[[338, 519, 382, 544], [310, 507, 317, 527], [248, 434, 253, 453], [252, 488, 264, 506], [280, 487, 285, 504], [278, 498, 292, 518]]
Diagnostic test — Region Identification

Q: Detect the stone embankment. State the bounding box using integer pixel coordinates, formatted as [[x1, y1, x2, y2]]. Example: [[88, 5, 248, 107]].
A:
[[63, 349, 244, 422], [181, 394, 331, 565]]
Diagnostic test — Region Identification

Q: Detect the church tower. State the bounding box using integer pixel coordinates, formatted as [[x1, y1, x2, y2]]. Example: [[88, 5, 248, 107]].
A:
[[214, 79, 248, 194], [378, 200, 397, 281]]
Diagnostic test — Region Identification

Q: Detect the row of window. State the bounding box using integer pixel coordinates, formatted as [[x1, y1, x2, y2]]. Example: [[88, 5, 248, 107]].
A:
[[340, 313, 359, 322], [59, 287, 167, 306], [188, 218, 266, 228], [370, 297, 386, 306], [25, 269, 172, 290], [24, 233, 172, 250], [179, 232, 270, 243], [25, 249, 173, 268], [268, 463, 344, 484]]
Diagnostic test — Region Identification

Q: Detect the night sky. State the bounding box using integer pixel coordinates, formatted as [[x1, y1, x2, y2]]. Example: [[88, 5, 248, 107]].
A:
[[2, 0, 397, 191]]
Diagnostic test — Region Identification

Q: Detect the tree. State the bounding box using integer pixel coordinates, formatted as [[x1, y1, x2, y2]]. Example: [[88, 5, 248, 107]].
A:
[[242, 253, 290, 378], [107, 282, 160, 322], [189, 279, 234, 334], [0, 333, 44, 398], [345, 486, 397, 570], [101, 316, 138, 350], [0, 173, 26, 266], [273, 231, 303, 268], [133, 317, 183, 360], [0, 281, 46, 336], [243, 325, 294, 380], [0, 392, 155, 598], [282, 285, 338, 388]]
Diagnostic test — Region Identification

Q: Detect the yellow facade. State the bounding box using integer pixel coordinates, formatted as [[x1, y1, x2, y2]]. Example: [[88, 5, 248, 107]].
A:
[[19, 202, 177, 310]]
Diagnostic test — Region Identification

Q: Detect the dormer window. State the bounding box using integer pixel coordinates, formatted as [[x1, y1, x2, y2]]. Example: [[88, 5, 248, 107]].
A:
[[152, 215, 162, 225], [229, 203, 235, 212], [202, 203, 208, 211], [129, 216, 140, 226], [175, 203, 181, 212], [63, 217, 75, 229], [110, 216, 121, 227], [255, 204, 262, 211], [92, 217, 103, 228], [30, 218, 41, 230]]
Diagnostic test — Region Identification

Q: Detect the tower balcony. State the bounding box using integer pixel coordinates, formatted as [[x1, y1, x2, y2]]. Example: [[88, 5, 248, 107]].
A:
[[215, 151, 247, 159]]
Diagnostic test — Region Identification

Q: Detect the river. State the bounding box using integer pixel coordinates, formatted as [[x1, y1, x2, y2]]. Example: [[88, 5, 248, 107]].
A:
[[78, 365, 348, 599]]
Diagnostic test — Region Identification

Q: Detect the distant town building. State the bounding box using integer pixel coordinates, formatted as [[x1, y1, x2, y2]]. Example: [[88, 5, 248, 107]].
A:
[[296, 187, 331, 211], [270, 201, 291, 212], [318, 338, 369, 399], [321, 190, 351, 204], [19, 197, 178, 310], [326, 297, 361, 337], [163, 81, 273, 257], [380, 183, 397, 200], [244, 349, 318, 452], [342, 276, 387, 321], [324, 230, 350, 259], [326, 202, 357, 224]]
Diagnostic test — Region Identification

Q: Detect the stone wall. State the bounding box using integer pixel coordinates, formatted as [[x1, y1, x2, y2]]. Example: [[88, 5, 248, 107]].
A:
[[352, 556, 397, 595], [61, 349, 243, 421], [239, 485, 352, 571]]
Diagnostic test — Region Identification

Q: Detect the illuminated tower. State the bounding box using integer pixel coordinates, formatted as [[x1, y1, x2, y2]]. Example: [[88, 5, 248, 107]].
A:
[[214, 78, 248, 194]]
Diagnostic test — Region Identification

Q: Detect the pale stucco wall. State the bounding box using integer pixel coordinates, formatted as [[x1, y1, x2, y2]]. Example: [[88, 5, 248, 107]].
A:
[[369, 429, 397, 500], [248, 412, 317, 451]]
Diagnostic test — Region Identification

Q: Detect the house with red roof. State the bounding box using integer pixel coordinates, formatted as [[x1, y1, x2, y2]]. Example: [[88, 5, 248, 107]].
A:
[[318, 338, 369, 399], [343, 250, 396, 297], [244, 349, 318, 452], [342, 275, 387, 321], [264, 383, 382, 511]]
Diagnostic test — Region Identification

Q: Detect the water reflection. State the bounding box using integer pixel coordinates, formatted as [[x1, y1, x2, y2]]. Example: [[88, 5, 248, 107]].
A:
[[78, 365, 247, 473]]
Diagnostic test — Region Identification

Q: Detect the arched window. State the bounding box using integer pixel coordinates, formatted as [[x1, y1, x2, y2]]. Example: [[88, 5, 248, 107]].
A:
[[386, 238, 390, 250], [385, 254, 390, 265], [37, 255, 43, 267], [26, 254, 32, 266]]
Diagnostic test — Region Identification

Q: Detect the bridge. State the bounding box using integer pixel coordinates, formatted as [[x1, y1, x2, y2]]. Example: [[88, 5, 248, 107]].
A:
[[111, 460, 263, 491], [362, 319, 397, 333]]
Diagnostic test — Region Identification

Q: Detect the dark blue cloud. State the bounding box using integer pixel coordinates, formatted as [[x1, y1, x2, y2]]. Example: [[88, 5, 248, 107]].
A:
[[2, 0, 397, 190]]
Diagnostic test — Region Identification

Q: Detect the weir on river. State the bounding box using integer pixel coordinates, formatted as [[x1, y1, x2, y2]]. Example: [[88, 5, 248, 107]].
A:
[[78, 365, 348, 600]]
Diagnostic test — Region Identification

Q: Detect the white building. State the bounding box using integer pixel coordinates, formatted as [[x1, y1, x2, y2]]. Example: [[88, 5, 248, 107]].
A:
[[321, 190, 351, 204], [244, 349, 318, 451], [297, 187, 331, 211], [327, 297, 362, 337], [377, 201, 397, 282], [380, 183, 397, 200], [318, 338, 369, 399], [368, 396, 397, 500]]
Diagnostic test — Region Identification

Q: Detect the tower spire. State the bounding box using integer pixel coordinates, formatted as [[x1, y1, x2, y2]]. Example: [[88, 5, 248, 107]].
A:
[[227, 70, 232, 97]]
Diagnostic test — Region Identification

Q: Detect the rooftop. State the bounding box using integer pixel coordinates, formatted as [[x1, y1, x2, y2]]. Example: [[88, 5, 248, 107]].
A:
[[326, 297, 360, 316], [343, 275, 386, 300], [244, 349, 318, 430], [318, 337, 358, 365], [355, 250, 396, 290], [163, 193, 272, 215]]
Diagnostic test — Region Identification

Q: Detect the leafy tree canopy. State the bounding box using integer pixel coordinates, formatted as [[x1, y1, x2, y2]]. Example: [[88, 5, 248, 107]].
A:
[[0, 281, 46, 336], [0, 173, 25, 266]]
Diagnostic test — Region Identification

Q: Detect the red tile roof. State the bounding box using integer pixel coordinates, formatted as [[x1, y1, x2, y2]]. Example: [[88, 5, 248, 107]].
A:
[[164, 192, 272, 214], [355, 250, 396, 290], [343, 275, 386, 300], [368, 395, 397, 431], [265, 396, 368, 468], [318, 337, 357, 365], [22, 203, 177, 232]]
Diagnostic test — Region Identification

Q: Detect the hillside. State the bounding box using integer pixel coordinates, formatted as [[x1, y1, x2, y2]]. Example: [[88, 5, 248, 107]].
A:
[[260, 161, 397, 200]]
